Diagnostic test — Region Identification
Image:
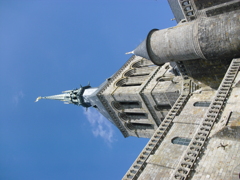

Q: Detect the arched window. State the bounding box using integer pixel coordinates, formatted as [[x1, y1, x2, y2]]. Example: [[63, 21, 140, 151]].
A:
[[116, 78, 142, 87], [193, 101, 211, 107], [112, 101, 122, 110], [132, 61, 142, 68], [125, 112, 147, 119], [112, 101, 140, 110], [132, 123, 153, 129], [125, 122, 153, 130], [156, 77, 173, 82], [171, 137, 191, 146], [119, 112, 147, 121], [120, 101, 139, 106], [124, 69, 150, 77], [119, 112, 128, 120], [122, 83, 142, 87], [154, 104, 172, 111]]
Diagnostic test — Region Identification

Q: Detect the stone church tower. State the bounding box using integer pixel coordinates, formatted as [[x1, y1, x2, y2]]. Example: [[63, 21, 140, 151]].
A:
[[96, 56, 182, 138], [36, 0, 240, 179], [36, 55, 183, 138]]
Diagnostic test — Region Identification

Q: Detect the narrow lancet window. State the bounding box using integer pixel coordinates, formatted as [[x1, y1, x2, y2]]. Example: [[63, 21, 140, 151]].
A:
[[125, 122, 153, 130], [155, 104, 172, 111], [112, 101, 140, 110], [116, 78, 142, 87], [171, 137, 191, 146], [119, 112, 147, 121], [193, 101, 211, 107]]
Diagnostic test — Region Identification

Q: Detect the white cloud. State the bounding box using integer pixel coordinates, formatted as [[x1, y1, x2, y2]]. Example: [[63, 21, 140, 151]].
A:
[[83, 108, 115, 144], [12, 91, 24, 106]]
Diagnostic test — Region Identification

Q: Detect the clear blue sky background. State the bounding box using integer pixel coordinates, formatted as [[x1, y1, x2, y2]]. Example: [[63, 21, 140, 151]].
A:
[[0, 1, 176, 180]]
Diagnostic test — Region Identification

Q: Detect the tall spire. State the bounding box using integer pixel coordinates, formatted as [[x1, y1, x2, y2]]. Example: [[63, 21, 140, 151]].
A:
[[35, 84, 95, 108]]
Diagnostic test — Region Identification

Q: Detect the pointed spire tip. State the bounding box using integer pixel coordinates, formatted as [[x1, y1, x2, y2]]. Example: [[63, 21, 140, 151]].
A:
[[125, 51, 134, 55], [35, 96, 42, 102]]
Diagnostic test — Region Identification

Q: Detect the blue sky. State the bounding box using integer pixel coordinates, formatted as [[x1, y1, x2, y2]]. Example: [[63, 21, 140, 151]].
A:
[[0, 1, 176, 180]]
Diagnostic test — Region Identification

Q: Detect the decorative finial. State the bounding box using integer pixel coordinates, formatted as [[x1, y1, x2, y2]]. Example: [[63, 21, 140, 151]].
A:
[[35, 96, 42, 102], [125, 51, 134, 55], [34, 84, 93, 107]]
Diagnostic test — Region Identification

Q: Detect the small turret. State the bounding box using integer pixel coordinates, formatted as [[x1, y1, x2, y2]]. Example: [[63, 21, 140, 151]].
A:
[[131, 12, 240, 65]]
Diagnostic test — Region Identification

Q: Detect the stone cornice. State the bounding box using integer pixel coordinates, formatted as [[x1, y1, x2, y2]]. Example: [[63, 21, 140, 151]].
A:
[[97, 55, 138, 137]]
